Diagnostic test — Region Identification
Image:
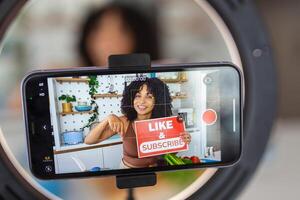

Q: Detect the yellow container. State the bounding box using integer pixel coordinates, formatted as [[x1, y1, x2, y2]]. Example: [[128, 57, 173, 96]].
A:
[[62, 102, 73, 113], [180, 72, 187, 81]]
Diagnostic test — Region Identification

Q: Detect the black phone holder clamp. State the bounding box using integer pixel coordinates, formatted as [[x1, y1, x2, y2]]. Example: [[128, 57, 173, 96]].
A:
[[108, 53, 157, 190]]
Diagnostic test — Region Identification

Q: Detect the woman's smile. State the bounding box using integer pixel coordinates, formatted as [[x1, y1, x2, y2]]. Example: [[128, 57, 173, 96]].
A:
[[133, 84, 155, 119], [136, 104, 147, 111]]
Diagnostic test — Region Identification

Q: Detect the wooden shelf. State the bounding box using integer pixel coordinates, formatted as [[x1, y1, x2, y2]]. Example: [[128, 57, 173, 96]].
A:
[[55, 77, 188, 84], [93, 94, 186, 99], [60, 110, 94, 116], [93, 93, 123, 98], [56, 78, 89, 83], [171, 95, 188, 100], [160, 78, 188, 83]]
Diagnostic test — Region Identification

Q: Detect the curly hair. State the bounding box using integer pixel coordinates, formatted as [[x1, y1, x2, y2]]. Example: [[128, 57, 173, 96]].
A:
[[121, 77, 172, 121]]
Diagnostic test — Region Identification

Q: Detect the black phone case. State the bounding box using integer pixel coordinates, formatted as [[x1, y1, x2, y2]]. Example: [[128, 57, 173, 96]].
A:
[[21, 61, 243, 179]]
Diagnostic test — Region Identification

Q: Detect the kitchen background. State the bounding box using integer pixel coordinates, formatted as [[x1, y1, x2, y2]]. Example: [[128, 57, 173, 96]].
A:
[[0, 0, 299, 199], [49, 70, 222, 174]]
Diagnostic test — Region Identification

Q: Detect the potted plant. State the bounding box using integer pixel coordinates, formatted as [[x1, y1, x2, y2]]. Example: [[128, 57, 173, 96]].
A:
[[58, 94, 76, 113]]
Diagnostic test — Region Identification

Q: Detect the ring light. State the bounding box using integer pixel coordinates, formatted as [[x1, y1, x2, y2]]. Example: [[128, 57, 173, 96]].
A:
[[0, 0, 276, 199]]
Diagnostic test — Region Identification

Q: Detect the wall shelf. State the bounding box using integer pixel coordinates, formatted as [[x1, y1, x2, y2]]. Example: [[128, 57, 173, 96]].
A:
[[160, 78, 188, 84], [171, 95, 188, 100], [56, 77, 89, 83], [55, 77, 188, 84], [93, 93, 123, 98], [60, 110, 95, 116]]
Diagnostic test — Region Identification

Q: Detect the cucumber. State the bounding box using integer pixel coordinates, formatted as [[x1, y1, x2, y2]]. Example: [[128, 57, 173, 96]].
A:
[[168, 154, 185, 165], [182, 158, 193, 164], [165, 156, 174, 166], [170, 154, 185, 165], [164, 154, 175, 165], [167, 154, 179, 165]]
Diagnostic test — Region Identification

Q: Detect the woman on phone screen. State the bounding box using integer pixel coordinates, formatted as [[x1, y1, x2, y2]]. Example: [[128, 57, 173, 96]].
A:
[[85, 77, 191, 168]]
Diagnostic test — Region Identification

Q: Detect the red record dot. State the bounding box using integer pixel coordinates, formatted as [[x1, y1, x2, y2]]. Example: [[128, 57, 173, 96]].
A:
[[202, 109, 217, 125]]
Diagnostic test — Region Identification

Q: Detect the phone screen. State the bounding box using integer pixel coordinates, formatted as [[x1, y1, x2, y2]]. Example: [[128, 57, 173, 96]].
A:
[[23, 64, 242, 178]]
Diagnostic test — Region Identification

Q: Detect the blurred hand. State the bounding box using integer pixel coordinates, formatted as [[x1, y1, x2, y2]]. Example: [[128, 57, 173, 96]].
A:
[[180, 132, 191, 144]]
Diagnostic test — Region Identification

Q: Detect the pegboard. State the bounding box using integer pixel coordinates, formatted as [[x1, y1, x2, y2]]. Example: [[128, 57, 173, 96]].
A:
[[54, 80, 91, 137], [95, 74, 126, 122], [48, 73, 190, 149]]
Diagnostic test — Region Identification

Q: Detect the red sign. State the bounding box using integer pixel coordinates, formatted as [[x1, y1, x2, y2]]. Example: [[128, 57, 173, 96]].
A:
[[134, 116, 188, 158]]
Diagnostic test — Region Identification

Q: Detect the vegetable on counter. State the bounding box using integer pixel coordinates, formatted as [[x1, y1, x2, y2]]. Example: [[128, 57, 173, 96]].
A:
[[182, 156, 201, 164], [163, 154, 201, 165], [190, 156, 201, 164], [182, 158, 193, 164], [163, 154, 185, 165]]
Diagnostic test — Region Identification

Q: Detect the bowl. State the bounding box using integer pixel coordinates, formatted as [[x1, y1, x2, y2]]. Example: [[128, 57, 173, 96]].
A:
[[77, 101, 88, 106], [75, 105, 92, 112], [62, 131, 84, 145], [89, 167, 101, 172]]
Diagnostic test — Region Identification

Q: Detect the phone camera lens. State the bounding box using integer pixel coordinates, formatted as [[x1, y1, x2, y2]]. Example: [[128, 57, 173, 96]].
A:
[[203, 75, 213, 85]]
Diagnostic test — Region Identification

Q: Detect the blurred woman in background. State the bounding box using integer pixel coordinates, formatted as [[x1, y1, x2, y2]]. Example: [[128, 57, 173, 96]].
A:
[[8, 3, 160, 110], [78, 3, 160, 66]]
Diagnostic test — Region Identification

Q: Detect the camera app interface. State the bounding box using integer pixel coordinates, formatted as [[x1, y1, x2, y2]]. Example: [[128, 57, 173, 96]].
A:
[[47, 67, 239, 174]]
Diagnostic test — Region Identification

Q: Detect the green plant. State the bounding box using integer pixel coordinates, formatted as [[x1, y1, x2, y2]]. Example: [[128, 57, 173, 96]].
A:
[[82, 76, 99, 130], [58, 95, 76, 103]]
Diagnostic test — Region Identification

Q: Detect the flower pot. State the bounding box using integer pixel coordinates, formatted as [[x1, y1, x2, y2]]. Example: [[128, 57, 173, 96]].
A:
[[62, 102, 73, 113]]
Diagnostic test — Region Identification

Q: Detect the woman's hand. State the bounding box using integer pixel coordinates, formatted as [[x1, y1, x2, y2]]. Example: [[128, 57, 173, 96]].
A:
[[180, 132, 192, 144], [107, 114, 125, 137], [85, 115, 126, 145]]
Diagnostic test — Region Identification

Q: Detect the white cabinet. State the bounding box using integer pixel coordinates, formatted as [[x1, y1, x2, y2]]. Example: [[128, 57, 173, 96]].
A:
[[102, 144, 123, 169], [188, 131, 203, 158], [55, 148, 103, 173], [54, 144, 123, 173]]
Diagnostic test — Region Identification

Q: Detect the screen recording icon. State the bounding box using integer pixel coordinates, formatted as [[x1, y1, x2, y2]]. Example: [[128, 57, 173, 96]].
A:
[[202, 109, 217, 125]]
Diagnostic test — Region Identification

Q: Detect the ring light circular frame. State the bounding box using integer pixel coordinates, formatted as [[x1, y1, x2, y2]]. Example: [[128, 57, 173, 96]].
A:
[[0, 0, 277, 199]]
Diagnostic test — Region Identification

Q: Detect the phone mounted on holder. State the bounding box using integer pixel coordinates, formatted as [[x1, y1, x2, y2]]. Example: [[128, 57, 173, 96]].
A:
[[109, 53, 157, 189]]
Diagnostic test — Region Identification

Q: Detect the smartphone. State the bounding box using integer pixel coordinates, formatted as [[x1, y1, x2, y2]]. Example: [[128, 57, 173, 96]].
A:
[[22, 62, 242, 179]]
